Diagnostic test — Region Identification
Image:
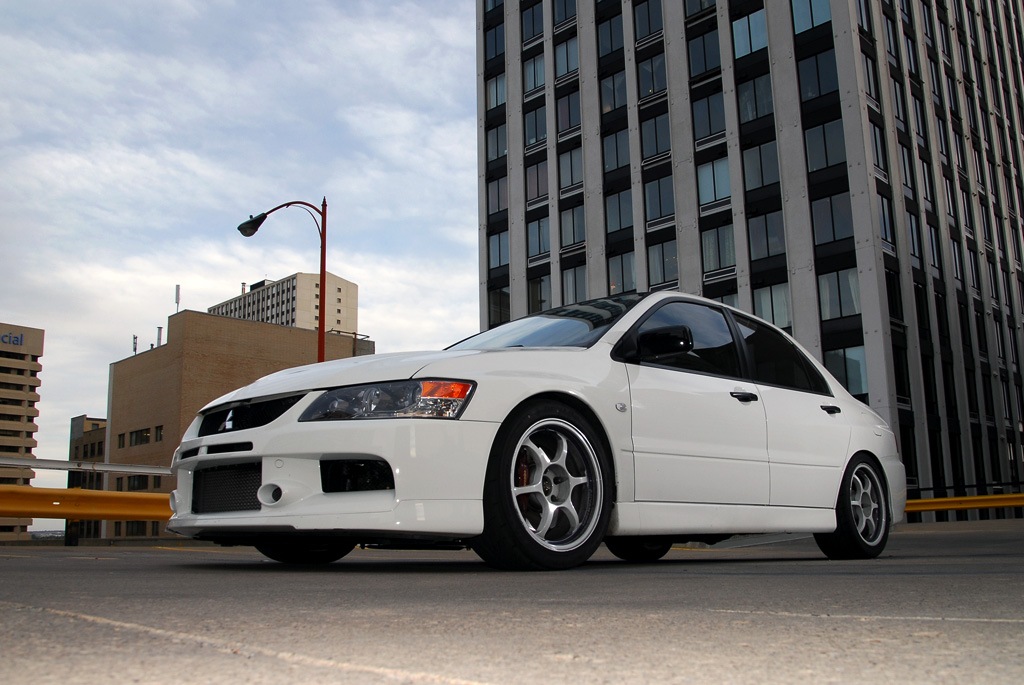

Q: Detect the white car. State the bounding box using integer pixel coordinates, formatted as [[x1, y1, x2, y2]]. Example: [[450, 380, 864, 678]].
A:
[[168, 292, 906, 570]]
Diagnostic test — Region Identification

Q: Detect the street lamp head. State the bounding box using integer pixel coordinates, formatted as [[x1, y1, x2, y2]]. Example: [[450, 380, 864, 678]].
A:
[[237, 213, 268, 237]]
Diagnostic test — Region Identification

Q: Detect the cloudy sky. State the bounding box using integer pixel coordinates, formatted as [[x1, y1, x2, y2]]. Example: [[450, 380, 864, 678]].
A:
[[0, 1, 481, 501]]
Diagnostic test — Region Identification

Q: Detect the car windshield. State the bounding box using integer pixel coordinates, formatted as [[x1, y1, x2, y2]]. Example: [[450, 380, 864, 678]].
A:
[[449, 293, 646, 350]]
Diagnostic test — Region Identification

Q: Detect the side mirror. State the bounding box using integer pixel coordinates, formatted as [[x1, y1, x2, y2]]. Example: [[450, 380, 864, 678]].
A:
[[637, 325, 694, 362]]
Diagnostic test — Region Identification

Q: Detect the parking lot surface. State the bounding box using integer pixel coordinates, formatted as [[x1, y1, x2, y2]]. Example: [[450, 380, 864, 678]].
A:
[[2, 519, 1022, 684]]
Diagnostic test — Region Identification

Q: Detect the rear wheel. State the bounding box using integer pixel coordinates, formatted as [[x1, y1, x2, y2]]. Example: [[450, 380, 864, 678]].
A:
[[605, 536, 673, 562], [814, 455, 890, 560], [473, 400, 613, 571], [255, 539, 355, 565]]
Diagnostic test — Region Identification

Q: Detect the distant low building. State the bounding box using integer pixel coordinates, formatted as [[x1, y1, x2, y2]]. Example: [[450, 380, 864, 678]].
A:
[[207, 271, 358, 337], [66, 415, 107, 540], [0, 321, 44, 542]]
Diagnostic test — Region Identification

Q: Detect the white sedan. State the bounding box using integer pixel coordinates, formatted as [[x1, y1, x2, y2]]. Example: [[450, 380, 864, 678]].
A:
[[168, 292, 906, 570]]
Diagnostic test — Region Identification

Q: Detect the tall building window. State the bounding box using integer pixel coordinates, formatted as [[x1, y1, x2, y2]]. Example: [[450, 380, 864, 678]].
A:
[[743, 140, 779, 190], [557, 91, 581, 132], [487, 176, 507, 214], [524, 106, 546, 146], [862, 53, 880, 102], [648, 239, 678, 286], [637, 53, 667, 99], [553, 0, 576, 25], [732, 9, 767, 58], [485, 73, 506, 109], [525, 159, 548, 202], [753, 283, 791, 328], [792, 0, 831, 34], [685, 0, 714, 17], [812, 192, 854, 244], [485, 23, 505, 60], [560, 205, 585, 247], [603, 129, 630, 172], [697, 157, 730, 205], [825, 346, 868, 395], [644, 176, 675, 222], [804, 119, 846, 172], [489, 287, 511, 326], [608, 252, 636, 294], [879, 193, 895, 245], [748, 211, 785, 260], [486, 124, 507, 162], [891, 77, 907, 127], [701, 224, 735, 272], [601, 71, 627, 113], [562, 264, 587, 305], [641, 112, 671, 158], [818, 268, 861, 320], [799, 50, 839, 101], [737, 74, 773, 122], [597, 14, 623, 56], [527, 216, 550, 258], [634, 0, 663, 40], [689, 30, 721, 77], [522, 3, 543, 43], [528, 275, 550, 313], [692, 91, 725, 140], [555, 36, 579, 78], [605, 189, 633, 233], [558, 147, 583, 190], [488, 231, 509, 269], [870, 123, 888, 173], [524, 54, 545, 93]]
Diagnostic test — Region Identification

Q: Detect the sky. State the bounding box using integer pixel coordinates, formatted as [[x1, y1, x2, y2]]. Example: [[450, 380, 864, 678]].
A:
[[0, 0, 482, 512]]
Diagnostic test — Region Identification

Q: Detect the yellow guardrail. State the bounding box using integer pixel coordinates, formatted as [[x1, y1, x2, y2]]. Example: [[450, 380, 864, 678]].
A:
[[1, 484, 1022, 521], [0, 485, 171, 521], [904, 493, 1024, 513]]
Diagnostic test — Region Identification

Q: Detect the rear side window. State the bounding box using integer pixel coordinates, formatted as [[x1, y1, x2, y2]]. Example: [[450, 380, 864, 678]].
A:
[[734, 315, 831, 394], [637, 301, 741, 377]]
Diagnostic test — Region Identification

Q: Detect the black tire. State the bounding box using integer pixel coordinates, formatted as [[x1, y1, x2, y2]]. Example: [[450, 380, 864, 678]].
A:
[[814, 455, 891, 560], [255, 539, 355, 565], [605, 536, 673, 562], [472, 400, 613, 571]]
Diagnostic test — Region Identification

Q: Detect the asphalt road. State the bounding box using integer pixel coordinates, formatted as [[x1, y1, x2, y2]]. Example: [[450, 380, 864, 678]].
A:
[[2, 520, 1022, 684]]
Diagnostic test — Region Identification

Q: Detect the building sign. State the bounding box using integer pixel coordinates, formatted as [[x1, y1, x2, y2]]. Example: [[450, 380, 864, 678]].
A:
[[1, 332, 24, 346]]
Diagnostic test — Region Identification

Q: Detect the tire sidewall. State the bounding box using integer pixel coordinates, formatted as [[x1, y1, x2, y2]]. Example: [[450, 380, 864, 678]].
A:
[[836, 454, 890, 557]]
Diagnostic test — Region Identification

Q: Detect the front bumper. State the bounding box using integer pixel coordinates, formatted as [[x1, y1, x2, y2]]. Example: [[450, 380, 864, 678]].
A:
[[167, 416, 500, 541]]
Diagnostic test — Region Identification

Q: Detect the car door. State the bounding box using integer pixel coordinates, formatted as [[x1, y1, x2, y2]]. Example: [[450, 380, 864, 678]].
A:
[[623, 300, 770, 505], [732, 314, 852, 509]]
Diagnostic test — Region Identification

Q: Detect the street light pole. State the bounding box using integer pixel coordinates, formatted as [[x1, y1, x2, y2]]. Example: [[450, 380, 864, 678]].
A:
[[237, 197, 328, 363]]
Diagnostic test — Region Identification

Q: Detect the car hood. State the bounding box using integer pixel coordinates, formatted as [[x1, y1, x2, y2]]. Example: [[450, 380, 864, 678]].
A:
[[201, 350, 487, 410]]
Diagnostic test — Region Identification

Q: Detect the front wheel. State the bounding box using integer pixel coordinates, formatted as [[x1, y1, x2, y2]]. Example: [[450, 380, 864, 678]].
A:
[[472, 401, 613, 571], [255, 539, 355, 565], [814, 455, 891, 560]]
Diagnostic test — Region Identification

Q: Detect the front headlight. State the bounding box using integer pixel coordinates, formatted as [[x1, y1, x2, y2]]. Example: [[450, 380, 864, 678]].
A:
[[298, 379, 475, 421]]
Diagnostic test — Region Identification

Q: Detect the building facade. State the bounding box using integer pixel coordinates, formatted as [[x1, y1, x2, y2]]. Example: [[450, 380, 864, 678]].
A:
[[0, 322, 43, 540], [207, 271, 359, 337], [94, 310, 375, 541], [66, 415, 107, 539], [477, 0, 1024, 516]]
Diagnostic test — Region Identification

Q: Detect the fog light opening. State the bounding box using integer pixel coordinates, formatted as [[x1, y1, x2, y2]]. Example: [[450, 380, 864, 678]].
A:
[[257, 483, 285, 506]]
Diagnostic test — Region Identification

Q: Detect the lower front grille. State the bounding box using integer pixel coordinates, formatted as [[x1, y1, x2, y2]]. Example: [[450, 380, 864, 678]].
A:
[[192, 462, 261, 514]]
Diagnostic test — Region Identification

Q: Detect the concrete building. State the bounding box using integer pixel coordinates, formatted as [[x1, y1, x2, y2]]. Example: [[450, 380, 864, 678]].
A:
[[207, 271, 359, 337], [477, 0, 1024, 515], [66, 415, 107, 540], [95, 310, 374, 540], [0, 322, 43, 541]]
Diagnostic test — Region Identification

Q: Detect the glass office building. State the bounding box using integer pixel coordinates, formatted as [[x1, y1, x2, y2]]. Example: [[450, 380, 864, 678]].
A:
[[476, 0, 1024, 517]]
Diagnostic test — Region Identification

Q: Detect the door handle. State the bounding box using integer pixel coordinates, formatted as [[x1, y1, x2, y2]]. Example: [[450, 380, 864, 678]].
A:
[[730, 391, 759, 403], [820, 404, 842, 415]]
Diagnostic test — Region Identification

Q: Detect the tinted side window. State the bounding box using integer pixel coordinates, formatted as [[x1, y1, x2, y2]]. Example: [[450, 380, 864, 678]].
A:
[[637, 302, 740, 376], [735, 315, 831, 394]]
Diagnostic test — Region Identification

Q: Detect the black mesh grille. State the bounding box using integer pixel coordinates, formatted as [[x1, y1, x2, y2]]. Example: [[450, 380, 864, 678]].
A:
[[198, 395, 303, 436], [192, 462, 261, 514], [320, 459, 395, 493]]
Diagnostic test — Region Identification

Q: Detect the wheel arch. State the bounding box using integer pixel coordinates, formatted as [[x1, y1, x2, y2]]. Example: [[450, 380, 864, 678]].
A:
[[492, 391, 619, 503], [845, 448, 897, 520]]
